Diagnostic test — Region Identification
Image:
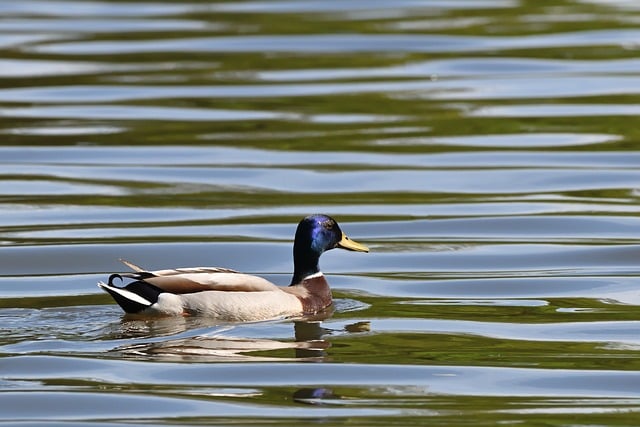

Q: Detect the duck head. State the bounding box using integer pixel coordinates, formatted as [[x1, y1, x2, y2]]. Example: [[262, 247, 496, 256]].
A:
[[291, 214, 368, 285]]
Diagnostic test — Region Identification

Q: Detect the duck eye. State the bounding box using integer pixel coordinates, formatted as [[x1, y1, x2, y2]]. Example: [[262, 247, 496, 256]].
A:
[[322, 219, 335, 230]]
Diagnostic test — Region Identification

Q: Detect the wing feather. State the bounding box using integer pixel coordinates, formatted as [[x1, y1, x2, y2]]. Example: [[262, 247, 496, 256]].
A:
[[117, 259, 280, 294], [119, 258, 146, 272], [152, 266, 240, 276], [143, 272, 281, 294]]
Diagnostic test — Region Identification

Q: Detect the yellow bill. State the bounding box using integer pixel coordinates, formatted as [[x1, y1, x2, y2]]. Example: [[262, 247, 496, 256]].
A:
[[337, 233, 369, 252]]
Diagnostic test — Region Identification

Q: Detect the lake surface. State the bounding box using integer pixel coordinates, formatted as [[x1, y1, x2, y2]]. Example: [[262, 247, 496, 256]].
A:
[[2, 0, 640, 425]]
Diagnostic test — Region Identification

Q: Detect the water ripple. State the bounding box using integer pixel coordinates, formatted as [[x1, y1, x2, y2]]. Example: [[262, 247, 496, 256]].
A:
[[28, 30, 640, 54], [2, 0, 640, 424]]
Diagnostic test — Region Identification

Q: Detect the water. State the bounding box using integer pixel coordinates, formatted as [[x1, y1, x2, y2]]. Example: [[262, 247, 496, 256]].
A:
[[1, 0, 640, 425]]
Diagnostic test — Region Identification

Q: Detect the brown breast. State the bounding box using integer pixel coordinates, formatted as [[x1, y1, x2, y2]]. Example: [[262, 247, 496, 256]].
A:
[[285, 274, 333, 314]]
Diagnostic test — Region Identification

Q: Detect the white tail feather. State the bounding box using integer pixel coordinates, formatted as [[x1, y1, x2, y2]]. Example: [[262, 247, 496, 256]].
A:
[[97, 282, 153, 306]]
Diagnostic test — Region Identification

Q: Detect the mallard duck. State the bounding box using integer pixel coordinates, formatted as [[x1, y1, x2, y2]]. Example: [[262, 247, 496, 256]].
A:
[[98, 214, 368, 320]]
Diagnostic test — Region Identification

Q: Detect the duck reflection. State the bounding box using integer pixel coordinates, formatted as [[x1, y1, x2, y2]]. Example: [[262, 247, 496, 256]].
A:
[[293, 387, 341, 405], [110, 312, 370, 363]]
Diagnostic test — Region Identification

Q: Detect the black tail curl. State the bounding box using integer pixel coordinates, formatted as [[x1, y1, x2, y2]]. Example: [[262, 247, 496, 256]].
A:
[[107, 272, 155, 287], [108, 273, 123, 287]]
